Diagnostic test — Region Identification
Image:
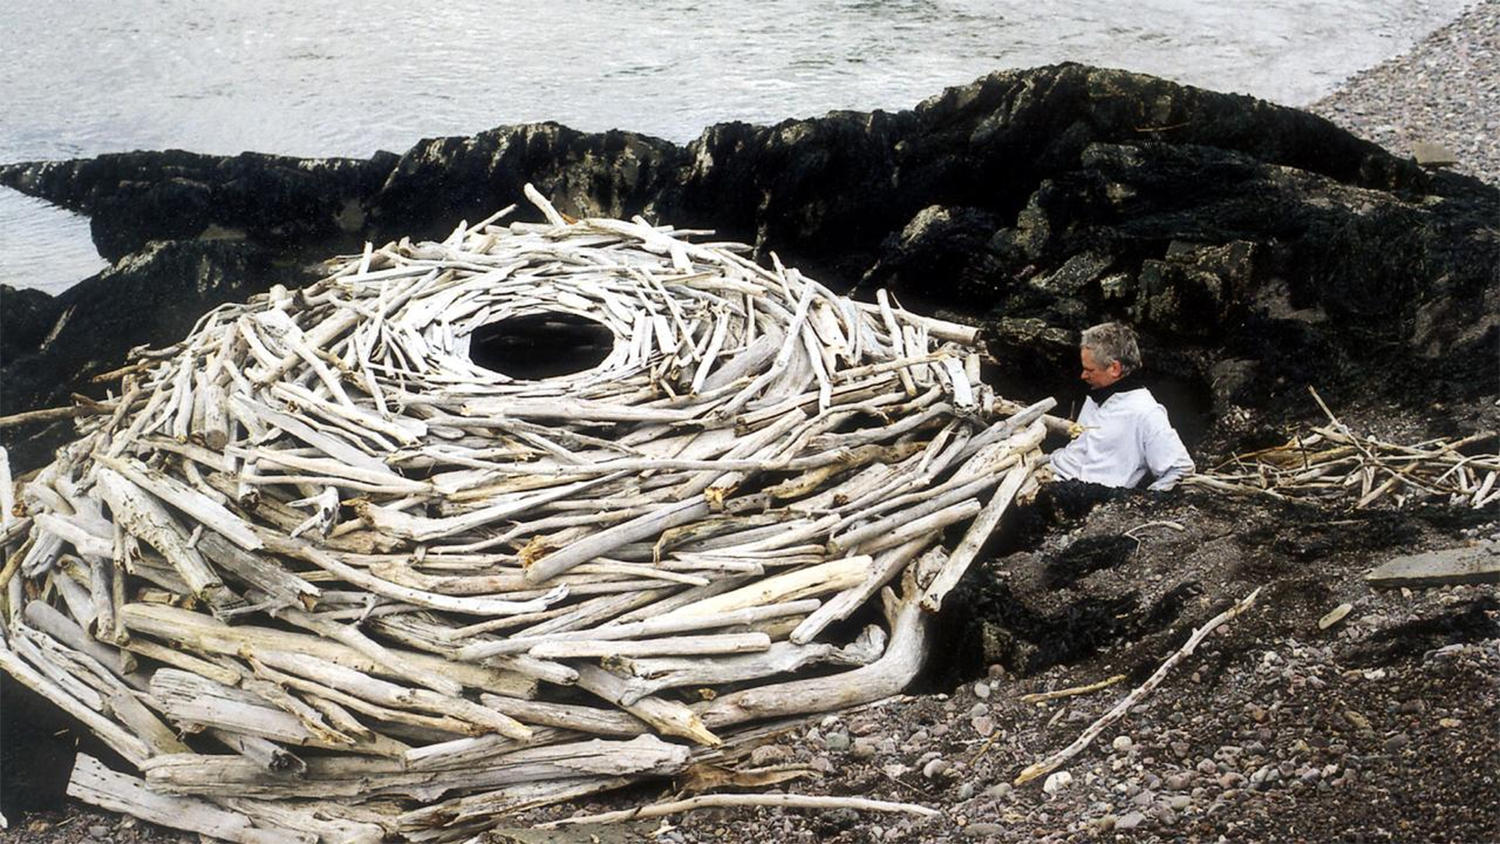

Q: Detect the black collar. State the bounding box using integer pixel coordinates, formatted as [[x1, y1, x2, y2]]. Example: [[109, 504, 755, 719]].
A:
[[1089, 373, 1146, 404]]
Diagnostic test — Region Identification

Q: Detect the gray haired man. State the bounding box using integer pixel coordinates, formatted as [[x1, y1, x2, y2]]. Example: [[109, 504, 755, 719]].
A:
[[1048, 322, 1194, 491]]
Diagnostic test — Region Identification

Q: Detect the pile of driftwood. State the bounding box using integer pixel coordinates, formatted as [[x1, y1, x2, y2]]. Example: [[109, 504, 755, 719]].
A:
[[1187, 390, 1498, 509], [0, 187, 1054, 841]]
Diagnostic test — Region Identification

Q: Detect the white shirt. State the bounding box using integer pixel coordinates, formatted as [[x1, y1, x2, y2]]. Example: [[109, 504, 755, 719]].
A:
[[1048, 386, 1194, 491]]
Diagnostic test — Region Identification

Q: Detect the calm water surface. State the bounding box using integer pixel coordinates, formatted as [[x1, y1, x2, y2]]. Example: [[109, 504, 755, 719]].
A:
[[0, 0, 1473, 295]]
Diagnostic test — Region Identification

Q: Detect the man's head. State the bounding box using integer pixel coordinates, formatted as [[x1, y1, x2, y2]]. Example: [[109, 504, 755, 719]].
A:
[[1078, 322, 1141, 389]]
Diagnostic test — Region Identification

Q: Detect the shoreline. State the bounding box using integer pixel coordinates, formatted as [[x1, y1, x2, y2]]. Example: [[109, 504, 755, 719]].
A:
[[1310, 0, 1499, 185]]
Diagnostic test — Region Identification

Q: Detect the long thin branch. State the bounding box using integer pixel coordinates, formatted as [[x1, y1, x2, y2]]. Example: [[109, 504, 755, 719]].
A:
[[536, 792, 939, 828], [1013, 588, 1261, 786]]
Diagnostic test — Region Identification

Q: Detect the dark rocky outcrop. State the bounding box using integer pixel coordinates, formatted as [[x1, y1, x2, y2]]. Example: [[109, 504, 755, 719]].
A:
[[0, 151, 395, 262], [3, 63, 1496, 471]]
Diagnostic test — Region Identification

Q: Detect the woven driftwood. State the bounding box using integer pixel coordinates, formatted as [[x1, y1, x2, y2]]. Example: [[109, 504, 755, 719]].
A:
[[1, 186, 1051, 840]]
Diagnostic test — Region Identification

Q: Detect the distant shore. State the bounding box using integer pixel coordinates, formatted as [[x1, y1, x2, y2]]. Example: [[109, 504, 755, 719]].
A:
[[1311, 0, 1498, 185]]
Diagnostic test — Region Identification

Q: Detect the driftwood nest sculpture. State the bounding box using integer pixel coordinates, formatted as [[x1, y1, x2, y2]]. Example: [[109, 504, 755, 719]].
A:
[[0, 187, 1055, 841]]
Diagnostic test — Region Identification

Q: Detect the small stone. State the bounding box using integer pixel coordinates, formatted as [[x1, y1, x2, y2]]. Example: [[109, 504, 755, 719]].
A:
[[1112, 735, 1134, 752], [1116, 810, 1146, 831], [963, 823, 1006, 838], [1218, 772, 1246, 789], [971, 715, 995, 736], [1197, 758, 1218, 774], [825, 731, 851, 753], [1412, 141, 1459, 167], [1440, 717, 1462, 728], [750, 745, 792, 766], [973, 681, 991, 699], [1169, 794, 1191, 810], [1165, 772, 1194, 790], [922, 757, 952, 779], [825, 807, 860, 828], [89, 827, 111, 839], [984, 783, 1013, 800], [810, 755, 833, 773], [957, 782, 975, 801], [1097, 815, 1118, 832], [851, 738, 878, 760], [1319, 603, 1353, 629], [1043, 771, 1073, 795], [1384, 733, 1410, 752]]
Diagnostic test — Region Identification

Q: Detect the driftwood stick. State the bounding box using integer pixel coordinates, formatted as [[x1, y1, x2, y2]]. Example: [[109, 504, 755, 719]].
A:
[[528, 631, 771, 660], [658, 556, 872, 621], [95, 468, 231, 605], [0, 403, 107, 429], [23, 600, 138, 679], [1013, 588, 1262, 786], [210, 729, 309, 776], [94, 453, 263, 551], [541, 793, 938, 828], [792, 539, 936, 645], [700, 582, 928, 729], [119, 603, 534, 698], [574, 663, 720, 746], [612, 634, 881, 705], [920, 459, 1033, 612], [457, 599, 819, 659], [69, 755, 313, 844], [1017, 674, 1128, 704]]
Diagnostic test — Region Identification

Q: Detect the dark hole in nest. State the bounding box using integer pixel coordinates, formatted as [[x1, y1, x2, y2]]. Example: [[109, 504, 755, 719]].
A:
[[469, 312, 614, 380]]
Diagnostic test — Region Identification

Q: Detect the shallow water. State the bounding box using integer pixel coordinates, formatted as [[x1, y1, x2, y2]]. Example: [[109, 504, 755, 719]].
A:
[[0, 0, 1473, 295]]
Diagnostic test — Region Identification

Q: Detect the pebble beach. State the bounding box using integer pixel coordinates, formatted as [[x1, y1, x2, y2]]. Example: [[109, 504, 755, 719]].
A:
[[1311, 0, 1500, 185]]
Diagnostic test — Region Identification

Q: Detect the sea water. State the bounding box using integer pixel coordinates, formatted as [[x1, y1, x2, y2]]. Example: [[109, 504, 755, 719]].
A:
[[0, 0, 1474, 295]]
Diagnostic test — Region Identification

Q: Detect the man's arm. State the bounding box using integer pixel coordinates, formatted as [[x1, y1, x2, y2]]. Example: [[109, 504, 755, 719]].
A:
[[1142, 410, 1194, 491]]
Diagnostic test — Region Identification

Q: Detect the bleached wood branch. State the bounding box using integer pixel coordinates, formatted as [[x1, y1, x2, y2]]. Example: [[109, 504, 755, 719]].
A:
[[1013, 589, 1262, 786]]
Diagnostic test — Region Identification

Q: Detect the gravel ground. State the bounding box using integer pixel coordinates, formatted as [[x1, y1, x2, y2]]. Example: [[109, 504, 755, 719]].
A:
[[1309, 0, 1500, 186]]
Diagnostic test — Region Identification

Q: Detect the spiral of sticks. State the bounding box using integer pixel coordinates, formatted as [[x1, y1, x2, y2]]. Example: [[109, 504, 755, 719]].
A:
[[0, 186, 1052, 841]]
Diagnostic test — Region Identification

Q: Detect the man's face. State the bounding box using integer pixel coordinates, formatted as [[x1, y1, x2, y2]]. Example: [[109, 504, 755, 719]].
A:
[[1079, 347, 1123, 389]]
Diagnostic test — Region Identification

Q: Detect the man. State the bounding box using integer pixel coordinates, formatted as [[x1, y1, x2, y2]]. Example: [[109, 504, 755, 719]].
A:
[[1048, 322, 1194, 491]]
